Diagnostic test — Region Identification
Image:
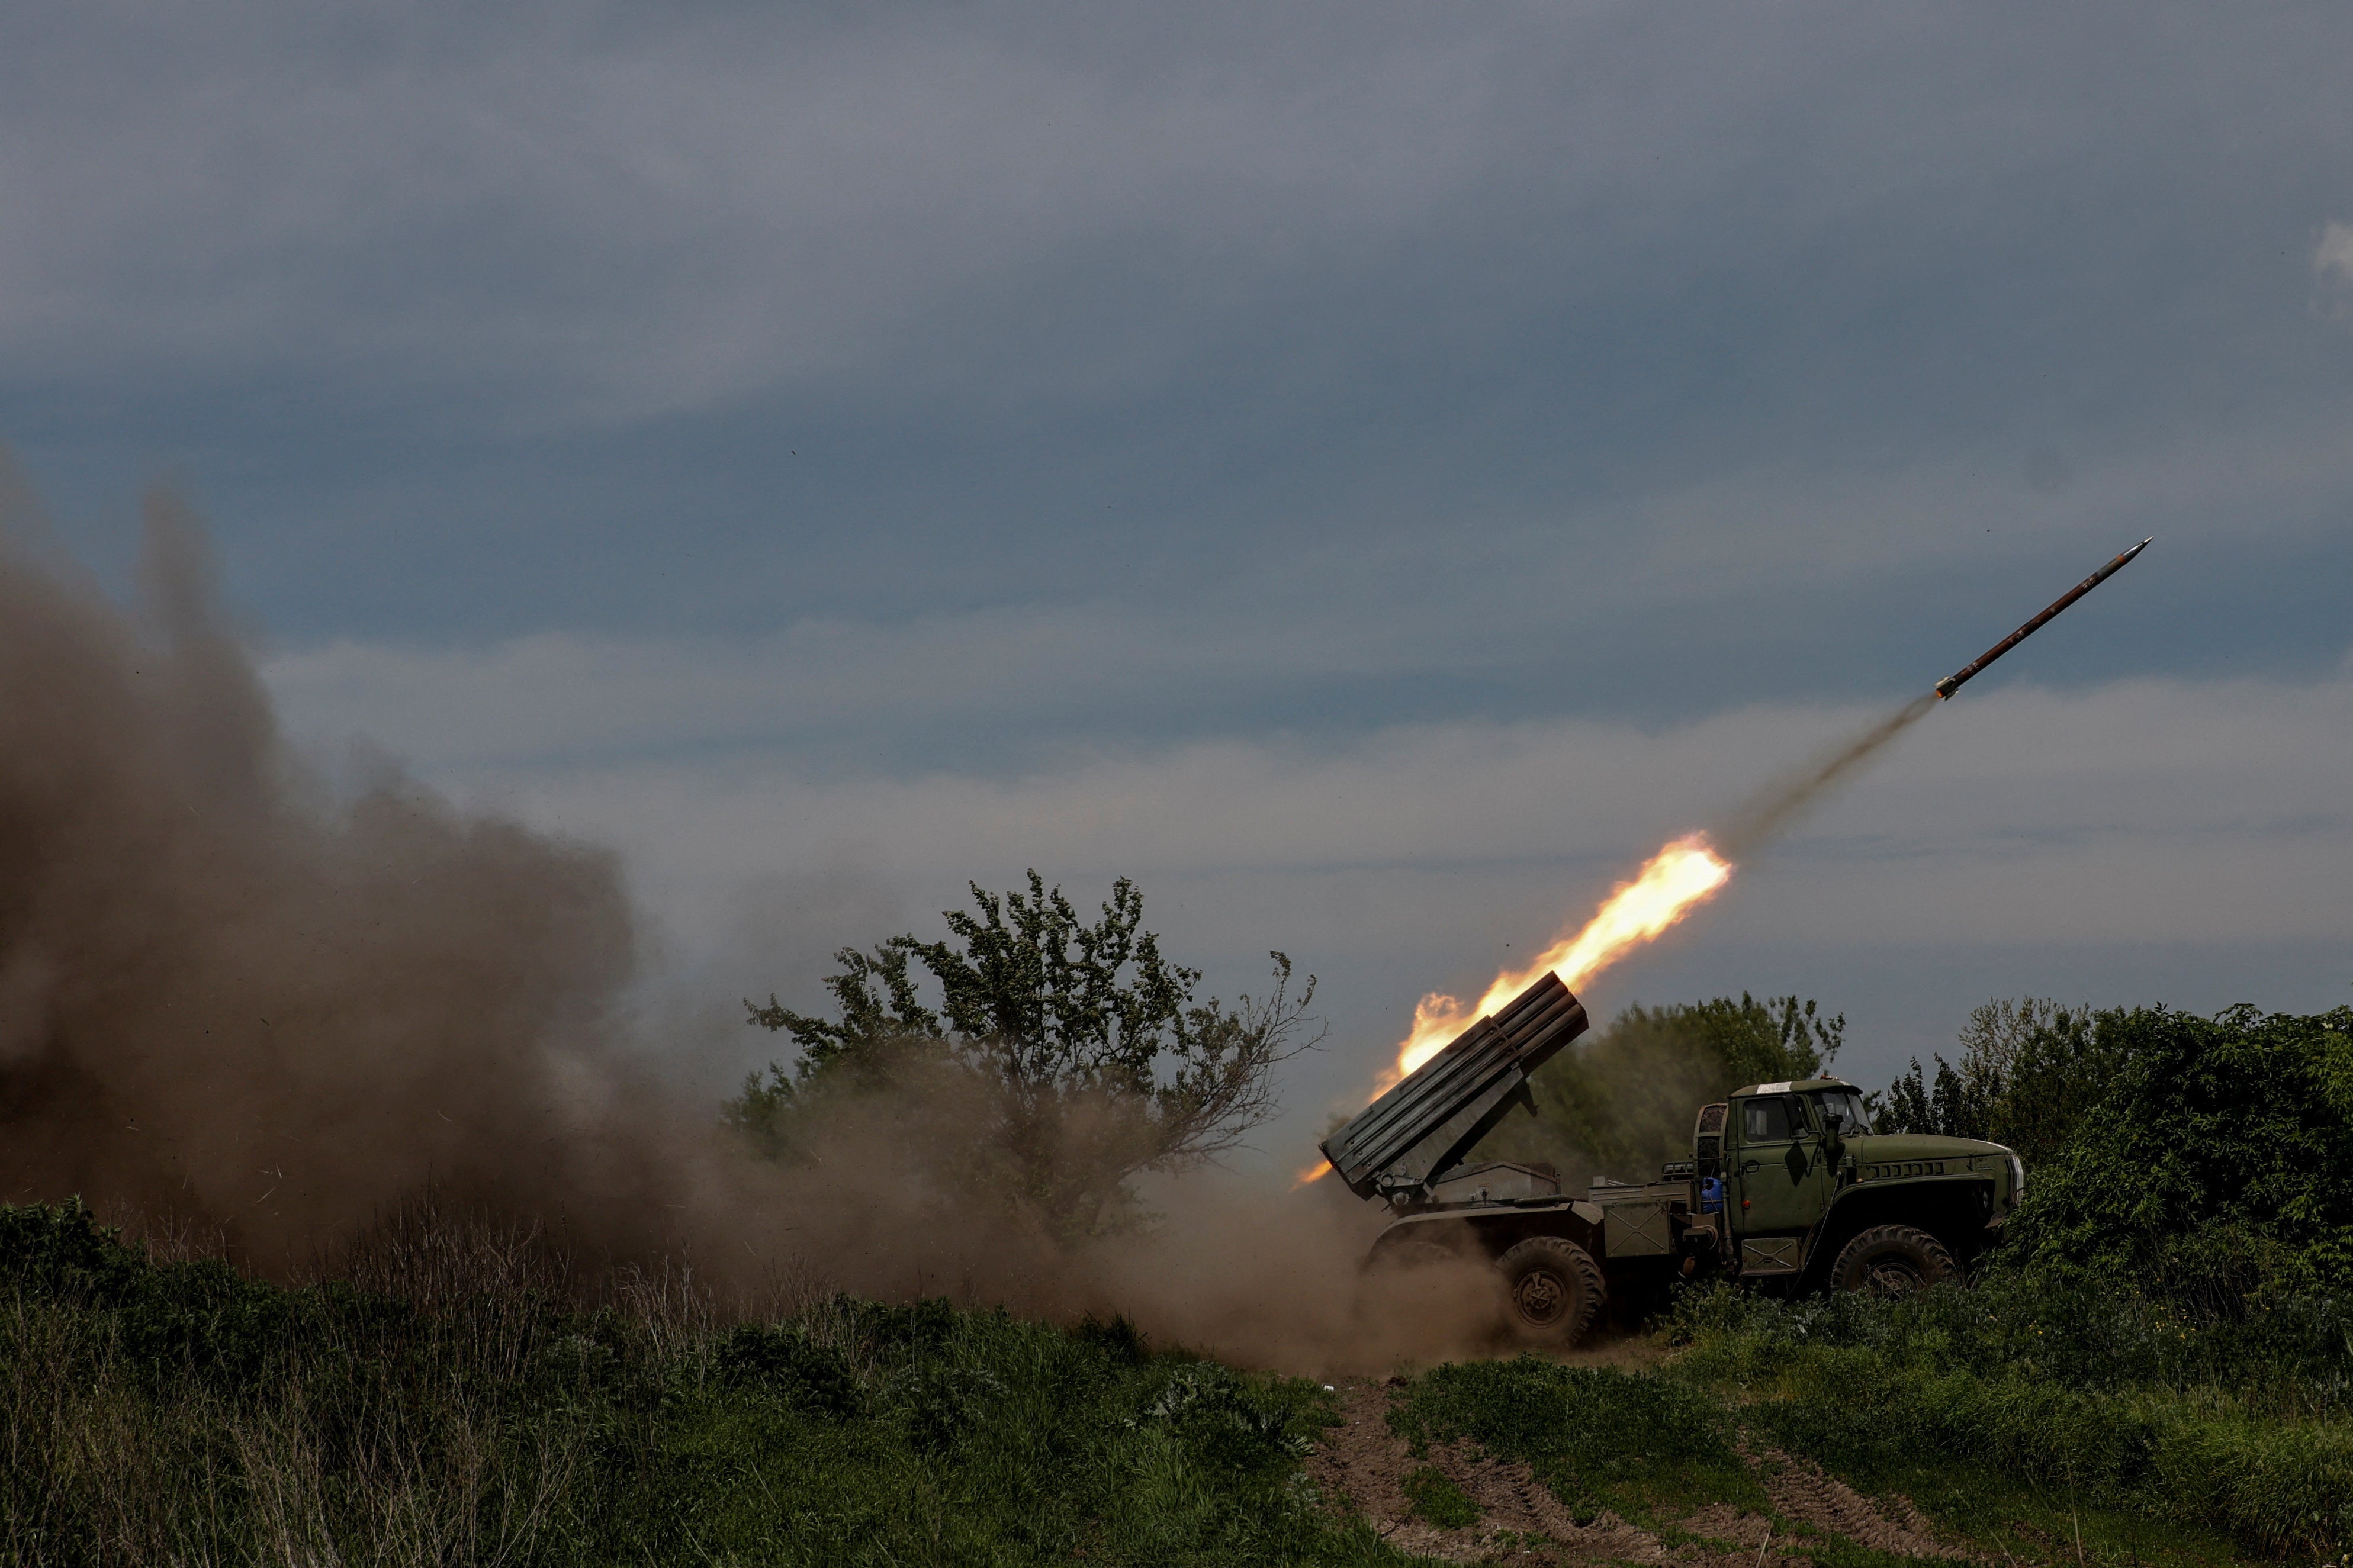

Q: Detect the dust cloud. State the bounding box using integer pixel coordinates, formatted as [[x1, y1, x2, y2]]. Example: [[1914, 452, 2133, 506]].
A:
[[0, 481, 1491, 1375], [1, 484, 764, 1267]]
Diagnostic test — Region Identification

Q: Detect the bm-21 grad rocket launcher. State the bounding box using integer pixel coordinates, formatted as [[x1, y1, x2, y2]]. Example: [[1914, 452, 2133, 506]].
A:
[[1320, 537, 2145, 1345], [1325, 974, 2027, 1345]]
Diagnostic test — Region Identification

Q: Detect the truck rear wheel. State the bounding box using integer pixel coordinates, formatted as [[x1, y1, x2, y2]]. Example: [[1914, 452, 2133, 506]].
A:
[[1830, 1225, 1959, 1299], [1496, 1236, 1604, 1347]]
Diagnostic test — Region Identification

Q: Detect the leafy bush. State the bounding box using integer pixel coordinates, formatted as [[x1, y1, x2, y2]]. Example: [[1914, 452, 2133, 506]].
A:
[[1477, 992, 1844, 1183], [1875, 996, 2124, 1164], [2004, 1003, 2353, 1309]]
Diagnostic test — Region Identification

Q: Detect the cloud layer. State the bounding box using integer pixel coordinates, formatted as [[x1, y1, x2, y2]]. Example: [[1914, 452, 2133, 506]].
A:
[[10, 3, 2353, 1170], [262, 639, 2353, 1151]]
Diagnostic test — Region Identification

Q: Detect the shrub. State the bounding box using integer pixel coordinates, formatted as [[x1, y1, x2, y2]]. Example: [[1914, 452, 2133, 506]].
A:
[[2007, 1003, 2353, 1308]]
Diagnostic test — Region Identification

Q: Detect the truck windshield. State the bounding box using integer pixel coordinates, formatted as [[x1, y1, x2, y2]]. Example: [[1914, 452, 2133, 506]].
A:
[[1815, 1089, 1872, 1134]]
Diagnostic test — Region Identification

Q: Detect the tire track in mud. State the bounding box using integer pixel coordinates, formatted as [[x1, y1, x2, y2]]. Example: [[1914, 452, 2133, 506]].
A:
[[1742, 1441, 1963, 1560], [1306, 1379, 1970, 1566]]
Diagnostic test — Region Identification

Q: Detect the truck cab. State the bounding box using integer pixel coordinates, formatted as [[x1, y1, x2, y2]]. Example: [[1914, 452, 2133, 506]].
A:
[[1320, 977, 2026, 1347], [1705, 1078, 2023, 1290]]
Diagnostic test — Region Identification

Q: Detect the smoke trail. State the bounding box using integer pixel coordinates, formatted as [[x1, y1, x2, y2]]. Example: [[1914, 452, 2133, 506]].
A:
[[1711, 691, 1939, 860]]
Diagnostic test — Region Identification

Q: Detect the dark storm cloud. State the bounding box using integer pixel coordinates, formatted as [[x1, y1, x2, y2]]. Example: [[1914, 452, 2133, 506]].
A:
[[8, 1, 2349, 726], [5, 2, 2351, 1138], [9, 7, 2352, 500]]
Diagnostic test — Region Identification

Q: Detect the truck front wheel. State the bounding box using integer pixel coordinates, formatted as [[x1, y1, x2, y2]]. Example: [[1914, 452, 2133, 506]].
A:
[[1829, 1225, 1959, 1299], [1496, 1236, 1604, 1347]]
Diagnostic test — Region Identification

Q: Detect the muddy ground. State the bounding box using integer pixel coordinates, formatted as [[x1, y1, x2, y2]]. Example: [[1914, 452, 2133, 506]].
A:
[[1307, 1379, 1966, 1567]]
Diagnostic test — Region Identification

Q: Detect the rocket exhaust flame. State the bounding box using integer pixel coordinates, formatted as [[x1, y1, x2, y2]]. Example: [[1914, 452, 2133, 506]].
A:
[[1382, 833, 1732, 1088], [1343, 537, 2154, 1138], [1369, 687, 1936, 1093]]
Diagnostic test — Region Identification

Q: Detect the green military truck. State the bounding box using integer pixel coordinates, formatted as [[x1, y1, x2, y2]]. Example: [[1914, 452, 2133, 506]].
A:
[[1319, 974, 2024, 1346]]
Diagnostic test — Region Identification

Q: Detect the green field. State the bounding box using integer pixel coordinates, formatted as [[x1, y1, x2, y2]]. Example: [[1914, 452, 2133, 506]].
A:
[[10, 997, 2351, 1564], [2, 1195, 2338, 1567]]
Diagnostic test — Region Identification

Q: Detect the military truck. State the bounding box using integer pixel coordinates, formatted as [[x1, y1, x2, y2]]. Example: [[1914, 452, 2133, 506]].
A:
[[1319, 973, 2025, 1345]]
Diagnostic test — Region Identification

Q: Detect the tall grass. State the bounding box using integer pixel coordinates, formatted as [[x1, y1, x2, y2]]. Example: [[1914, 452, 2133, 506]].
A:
[[1390, 1357, 1765, 1525], [14, 1190, 2348, 1562], [0, 1199, 1399, 1567], [1668, 1274, 2353, 1556]]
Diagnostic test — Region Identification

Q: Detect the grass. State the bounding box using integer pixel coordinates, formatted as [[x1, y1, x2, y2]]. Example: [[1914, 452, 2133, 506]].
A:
[[5, 1196, 2341, 1565], [1391, 1356, 1767, 1527], [1364, 1260, 2353, 1564], [1400, 1464, 1481, 1529], [1669, 1276, 2353, 1559], [1381, 1345, 2277, 1567], [0, 1200, 1422, 1568]]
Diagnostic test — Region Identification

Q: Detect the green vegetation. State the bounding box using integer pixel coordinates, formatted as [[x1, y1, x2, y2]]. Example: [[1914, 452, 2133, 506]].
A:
[[1371, 1331, 2285, 1564], [12, 994, 2352, 1563], [2004, 1003, 2353, 1305], [1399, 1464, 1481, 1529], [1394, 1357, 1764, 1525], [731, 871, 1319, 1235], [0, 1200, 1400, 1567], [1669, 1274, 2351, 1559], [1447, 997, 2353, 1562], [1479, 990, 1844, 1181], [1875, 996, 2120, 1164]]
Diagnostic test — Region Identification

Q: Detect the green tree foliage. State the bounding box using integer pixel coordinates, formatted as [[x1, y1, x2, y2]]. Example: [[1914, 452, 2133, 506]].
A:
[[729, 872, 1319, 1234], [2005, 1002, 2353, 1312], [1475, 993, 1843, 1182], [1873, 996, 2125, 1164]]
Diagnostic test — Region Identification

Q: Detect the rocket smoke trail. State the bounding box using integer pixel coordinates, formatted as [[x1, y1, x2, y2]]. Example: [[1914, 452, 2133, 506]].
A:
[[1712, 691, 1940, 860], [1714, 536, 2152, 861], [1359, 536, 2159, 1099]]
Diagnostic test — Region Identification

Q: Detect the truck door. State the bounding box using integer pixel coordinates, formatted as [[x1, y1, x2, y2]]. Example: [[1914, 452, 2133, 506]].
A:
[[1731, 1093, 1832, 1273]]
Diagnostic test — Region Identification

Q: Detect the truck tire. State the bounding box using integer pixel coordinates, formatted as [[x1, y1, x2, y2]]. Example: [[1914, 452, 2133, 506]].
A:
[[1496, 1236, 1605, 1347], [1829, 1225, 1959, 1299]]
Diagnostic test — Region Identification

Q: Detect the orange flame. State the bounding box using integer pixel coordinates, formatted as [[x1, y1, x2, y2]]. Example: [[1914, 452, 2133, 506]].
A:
[[1293, 1158, 1332, 1188], [1381, 833, 1734, 1090]]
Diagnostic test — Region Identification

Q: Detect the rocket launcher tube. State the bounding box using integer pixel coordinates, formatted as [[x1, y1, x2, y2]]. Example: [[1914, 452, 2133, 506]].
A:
[[1318, 973, 1589, 1203]]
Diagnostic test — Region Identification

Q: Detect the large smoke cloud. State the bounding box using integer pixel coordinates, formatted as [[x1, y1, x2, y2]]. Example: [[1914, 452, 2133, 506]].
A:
[[0, 479, 1472, 1371], [0, 485, 725, 1267]]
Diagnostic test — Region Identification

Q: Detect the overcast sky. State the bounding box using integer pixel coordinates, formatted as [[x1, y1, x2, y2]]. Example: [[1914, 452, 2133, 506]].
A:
[[8, 1, 2351, 1166]]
